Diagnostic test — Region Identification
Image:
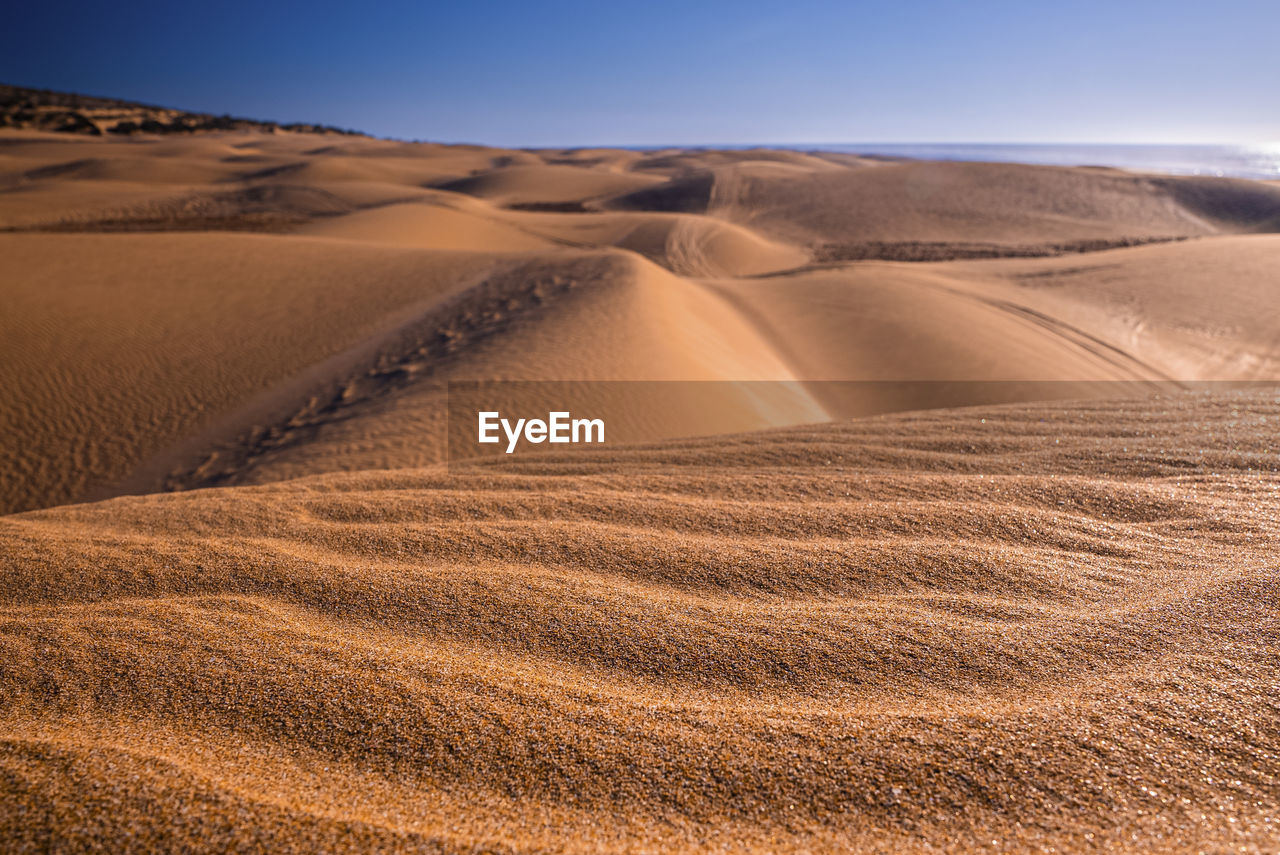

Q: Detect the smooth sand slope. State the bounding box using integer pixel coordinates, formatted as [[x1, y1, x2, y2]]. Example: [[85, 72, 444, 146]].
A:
[[706, 235, 1280, 397], [938, 236, 1280, 380], [0, 231, 507, 513], [2, 391, 1279, 853], [155, 251, 828, 490]]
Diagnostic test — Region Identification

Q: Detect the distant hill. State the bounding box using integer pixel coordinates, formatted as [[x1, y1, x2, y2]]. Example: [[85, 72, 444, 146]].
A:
[[0, 83, 364, 137]]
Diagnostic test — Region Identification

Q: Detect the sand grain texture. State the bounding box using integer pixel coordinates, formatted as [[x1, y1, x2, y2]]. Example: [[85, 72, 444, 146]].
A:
[[3, 126, 1280, 853], [2, 393, 1280, 852]]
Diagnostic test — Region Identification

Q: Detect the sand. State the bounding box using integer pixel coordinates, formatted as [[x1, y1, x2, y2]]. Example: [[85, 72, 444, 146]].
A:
[[2, 124, 1280, 852], [3, 392, 1280, 852], [6, 129, 1280, 511]]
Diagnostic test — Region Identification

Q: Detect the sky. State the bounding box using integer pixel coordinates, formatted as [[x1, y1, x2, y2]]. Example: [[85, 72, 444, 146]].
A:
[[4, 0, 1278, 147]]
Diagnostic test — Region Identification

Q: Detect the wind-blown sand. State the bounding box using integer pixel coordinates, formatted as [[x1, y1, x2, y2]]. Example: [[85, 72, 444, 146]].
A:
[[2, 122, 1280, 852], [3, 392, 1279, 852]]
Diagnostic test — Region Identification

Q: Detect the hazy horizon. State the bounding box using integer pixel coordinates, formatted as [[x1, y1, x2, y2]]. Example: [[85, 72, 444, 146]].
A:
[[5, 82, 1278, 149]]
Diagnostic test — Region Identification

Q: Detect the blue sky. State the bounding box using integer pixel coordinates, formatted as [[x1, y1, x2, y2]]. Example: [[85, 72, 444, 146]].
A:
[[4, 0, 1277, 146]]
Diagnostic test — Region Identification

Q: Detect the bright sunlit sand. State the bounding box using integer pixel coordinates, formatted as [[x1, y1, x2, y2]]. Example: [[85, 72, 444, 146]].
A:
[[4, 5, 1280, 846]]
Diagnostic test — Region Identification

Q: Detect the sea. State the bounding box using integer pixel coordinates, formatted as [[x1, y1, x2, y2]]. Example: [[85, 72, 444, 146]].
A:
[[787, 144, 1280, 181]]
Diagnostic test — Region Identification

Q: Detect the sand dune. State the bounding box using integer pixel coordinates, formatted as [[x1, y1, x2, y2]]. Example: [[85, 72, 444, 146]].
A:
[[507, 208, 810, 276], [110, 233, 1280, 495], [707, 263, 1165, 386], [624, 147, 857, 175], [150, 251, 826, 491], [0, 131, 535, 229], [938, 235, 1280, 380], [9, 128, 1278, 249], [296, 200, 557, 251], [434, 163, 667, 209], [4, 123, 1280, 852], [0, 231, 503, 513], [604, 159, 1280, 256], [3, 392, 1279, 852], [6, 127, 1280, 511], [707, 235, 1280, 388]]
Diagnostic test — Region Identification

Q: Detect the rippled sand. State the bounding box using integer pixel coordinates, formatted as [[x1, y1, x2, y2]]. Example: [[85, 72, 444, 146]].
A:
[[3, 392, 1279, 852], [3, 123, 1280, 852]]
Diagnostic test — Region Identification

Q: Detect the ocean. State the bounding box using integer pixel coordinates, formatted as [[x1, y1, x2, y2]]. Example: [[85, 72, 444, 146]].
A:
[[793, 144, 1280, 181]]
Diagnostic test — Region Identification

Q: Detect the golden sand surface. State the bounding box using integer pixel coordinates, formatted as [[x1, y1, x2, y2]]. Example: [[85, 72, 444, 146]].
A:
[[2, 392, 1279, 852], [3, 125, 1280, 852], [5, 130, 1280, 514]]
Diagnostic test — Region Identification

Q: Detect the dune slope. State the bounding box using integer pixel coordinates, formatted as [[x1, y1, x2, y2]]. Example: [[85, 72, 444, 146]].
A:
[[153, 251, 826, 490], [603, 160, 1280, 256], [0, 232, 504, 513], [2, 391, 1279, 853]]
